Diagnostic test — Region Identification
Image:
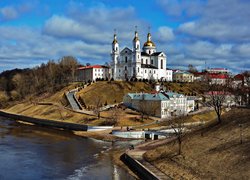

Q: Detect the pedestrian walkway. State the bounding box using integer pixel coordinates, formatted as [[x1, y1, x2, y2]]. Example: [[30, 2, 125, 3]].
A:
[[127, 138, 175, 180], [66, 90, 81, 110]]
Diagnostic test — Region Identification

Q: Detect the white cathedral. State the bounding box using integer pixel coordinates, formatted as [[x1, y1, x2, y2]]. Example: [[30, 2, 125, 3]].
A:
[[110, 30, 172, 81]]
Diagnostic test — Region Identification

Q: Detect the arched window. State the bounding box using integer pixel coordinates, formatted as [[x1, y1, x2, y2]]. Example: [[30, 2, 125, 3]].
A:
[[146, 59, 148, 64], [138, 67, 139, 73], [125, 56, 127, 63], [151, 59, 153, 64], [137, 44, 139, 49], [149, 50, 151, 54], [161, 59, 163, 69], [125, 66, 127, 71]]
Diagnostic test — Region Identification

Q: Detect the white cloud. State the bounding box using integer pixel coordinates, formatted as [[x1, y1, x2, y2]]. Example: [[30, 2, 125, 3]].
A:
[[178, 0, 250, 42], [156, 26, 175, 42]]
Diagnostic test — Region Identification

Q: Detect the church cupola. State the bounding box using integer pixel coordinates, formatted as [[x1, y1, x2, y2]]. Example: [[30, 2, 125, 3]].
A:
[[143, 33, 155, 48], [112, 31, 119, 53], [143, 28, 156, 55], [133, 28, 140, 52]]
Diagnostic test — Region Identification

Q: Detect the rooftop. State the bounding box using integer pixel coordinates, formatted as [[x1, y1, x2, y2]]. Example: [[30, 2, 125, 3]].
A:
[[78, 65, 109, 70]]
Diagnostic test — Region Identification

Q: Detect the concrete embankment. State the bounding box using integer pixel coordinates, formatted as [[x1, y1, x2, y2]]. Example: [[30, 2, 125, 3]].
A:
[[0, 110, 88, 131], [121, 153, 161, 180]]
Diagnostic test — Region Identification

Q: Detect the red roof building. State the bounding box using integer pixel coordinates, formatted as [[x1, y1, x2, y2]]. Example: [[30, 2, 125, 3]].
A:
[[77, 65, 109, 82]]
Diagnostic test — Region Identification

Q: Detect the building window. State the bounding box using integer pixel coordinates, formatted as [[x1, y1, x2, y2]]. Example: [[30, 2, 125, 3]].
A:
[[138, 55, 139, 59], [146, 59, 148, 64], [154, 70, 155, 74], [149, 70, 151, 73], [151, 59, 153, 64], [141, 58, 143, 64], [125, 66, 127, 71], [145, 70, 147, 73], [137, 44, 139, 49], [119, 69, 120, 73], [138, 67, 139, 73], [125, 56, 127, 63], [149, 50, 151, 54], [161, 59, 163, 69]]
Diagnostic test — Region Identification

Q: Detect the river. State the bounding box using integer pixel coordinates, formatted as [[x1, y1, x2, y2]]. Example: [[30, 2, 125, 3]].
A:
[[0, 117, 135, 180]]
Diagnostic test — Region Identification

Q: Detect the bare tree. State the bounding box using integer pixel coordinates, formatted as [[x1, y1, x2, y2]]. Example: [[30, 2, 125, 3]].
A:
[[137, 94, 149, 121], [110, 106, 121, 125], [94, 96, 102, 119], [165, 115, 186, 155], [188, 64, 198, 73], [205, 81, 228, 123]]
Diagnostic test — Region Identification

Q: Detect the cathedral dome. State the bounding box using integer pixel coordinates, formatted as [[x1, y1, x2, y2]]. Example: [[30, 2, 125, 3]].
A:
[[143, 40, 155, 47], [143, 33, 155, 47]]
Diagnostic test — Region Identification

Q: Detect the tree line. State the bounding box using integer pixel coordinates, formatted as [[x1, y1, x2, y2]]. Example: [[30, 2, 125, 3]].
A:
[[0, 56, 79, 107]]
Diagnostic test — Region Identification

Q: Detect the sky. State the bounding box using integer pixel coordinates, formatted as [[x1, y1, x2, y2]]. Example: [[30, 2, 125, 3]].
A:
[[0, 0, 249, 74]]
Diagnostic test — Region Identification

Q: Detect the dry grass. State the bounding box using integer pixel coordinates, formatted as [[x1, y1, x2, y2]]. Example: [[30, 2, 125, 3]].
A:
[[77, 81, 154, 106], [101, 108, 155, 127], [3, 83, 155, 126], [144, 108, 250, 179], [78, 81, 204, 107]]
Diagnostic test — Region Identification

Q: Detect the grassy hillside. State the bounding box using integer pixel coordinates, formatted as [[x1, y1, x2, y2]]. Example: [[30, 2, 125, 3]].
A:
[[2, 81, 205, 126], [3, 83, 155, 126], [77, 81, 204, 107], [144, 108, 250, 179], [77, 81, 153, 106]]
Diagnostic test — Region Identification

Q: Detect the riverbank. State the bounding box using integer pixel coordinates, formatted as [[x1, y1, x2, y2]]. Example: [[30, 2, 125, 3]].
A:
[[143, 107, 250, 179], [0, 116, 136, 179], [0, 114, 140, 179]]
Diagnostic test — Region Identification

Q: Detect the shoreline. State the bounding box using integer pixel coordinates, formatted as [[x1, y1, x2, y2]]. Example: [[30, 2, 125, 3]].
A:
[[0, 110, 147, 179]]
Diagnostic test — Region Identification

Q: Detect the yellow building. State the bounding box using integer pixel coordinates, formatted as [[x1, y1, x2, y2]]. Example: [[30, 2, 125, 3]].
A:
[[173, 71, 194, 82]]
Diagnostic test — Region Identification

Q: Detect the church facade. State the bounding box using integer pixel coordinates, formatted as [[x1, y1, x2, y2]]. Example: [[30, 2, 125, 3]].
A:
[[110, 30, 172, 81]]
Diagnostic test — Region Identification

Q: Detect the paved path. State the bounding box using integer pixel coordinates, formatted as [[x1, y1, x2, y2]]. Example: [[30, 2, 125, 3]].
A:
[[127, 138, 175, 180], [66, 90, 95, 116], [66, 90, 81, 110]]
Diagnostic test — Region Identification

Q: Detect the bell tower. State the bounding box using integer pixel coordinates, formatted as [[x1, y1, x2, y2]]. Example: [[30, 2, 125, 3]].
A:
[[111, 29, 119, 79], [132, 26, 141, 78]]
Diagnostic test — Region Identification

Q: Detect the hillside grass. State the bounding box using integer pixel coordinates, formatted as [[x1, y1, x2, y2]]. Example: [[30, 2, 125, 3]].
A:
[[143, 108, 250, 179], [2, 81, 205, 127], [2, 83, 155, 126], [77, 81, 154, 106], [77, 81, 204, 107]]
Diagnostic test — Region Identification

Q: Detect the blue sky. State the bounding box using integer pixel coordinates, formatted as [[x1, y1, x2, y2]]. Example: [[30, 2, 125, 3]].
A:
[[0, 0, 250, 73]]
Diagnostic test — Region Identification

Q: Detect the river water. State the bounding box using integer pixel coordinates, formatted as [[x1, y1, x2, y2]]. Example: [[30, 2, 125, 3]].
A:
[[0, 117, 135, 180]]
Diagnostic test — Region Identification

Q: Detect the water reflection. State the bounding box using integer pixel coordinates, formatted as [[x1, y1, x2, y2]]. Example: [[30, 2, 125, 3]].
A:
[[0, 117, 135, 180]]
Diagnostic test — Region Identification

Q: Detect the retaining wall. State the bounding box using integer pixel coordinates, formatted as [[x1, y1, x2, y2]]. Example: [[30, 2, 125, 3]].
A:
[[0, 111, 88, 131], [112, 130, 145, 138], [120, 153, 158, 180]]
